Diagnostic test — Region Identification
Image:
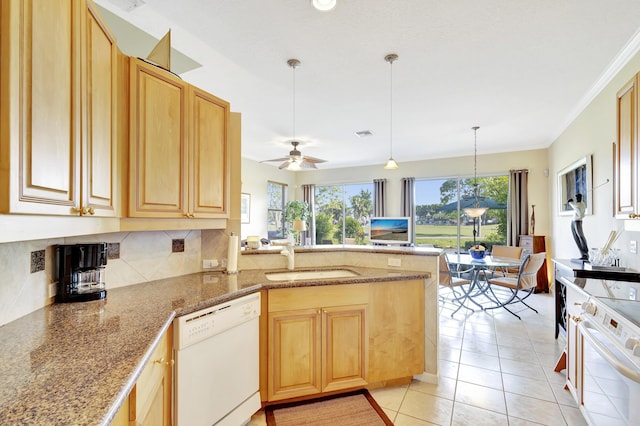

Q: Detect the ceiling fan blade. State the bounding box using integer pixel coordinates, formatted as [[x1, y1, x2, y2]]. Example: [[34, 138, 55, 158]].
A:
[[302, 156, 327, 164], [278, 160, 292, 170], [261, 156, 291, 163]]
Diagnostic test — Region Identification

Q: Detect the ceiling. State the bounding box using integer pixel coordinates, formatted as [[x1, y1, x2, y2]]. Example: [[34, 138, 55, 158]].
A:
[[96, 0, 640, 170]]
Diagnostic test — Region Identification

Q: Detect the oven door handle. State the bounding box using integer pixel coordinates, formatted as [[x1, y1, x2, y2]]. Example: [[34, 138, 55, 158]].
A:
[[579, 320, 640, 384]]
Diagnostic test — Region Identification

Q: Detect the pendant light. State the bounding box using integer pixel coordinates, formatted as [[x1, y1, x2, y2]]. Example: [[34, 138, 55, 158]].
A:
[[286, 59, 302, 171], [383, 54, 399, 170], [463, 126, 488, 218]]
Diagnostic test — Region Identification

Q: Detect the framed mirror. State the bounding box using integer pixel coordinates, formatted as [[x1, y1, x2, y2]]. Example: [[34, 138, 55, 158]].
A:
[[558, 155, 593, 216]]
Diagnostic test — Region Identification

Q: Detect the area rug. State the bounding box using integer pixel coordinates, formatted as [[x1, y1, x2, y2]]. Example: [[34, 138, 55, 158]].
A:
[[265, 389, 394, 426]]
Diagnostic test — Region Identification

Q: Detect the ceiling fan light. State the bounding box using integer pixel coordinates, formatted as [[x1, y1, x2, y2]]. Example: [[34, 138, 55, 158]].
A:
[[463, 206, 488, 218], [384, 157, 399, 170], [286, 161, 301, 171], [312, 0, 336, 11]]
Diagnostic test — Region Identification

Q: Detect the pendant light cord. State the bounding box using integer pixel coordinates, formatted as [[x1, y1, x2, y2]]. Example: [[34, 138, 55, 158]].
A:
[[292, 63, 296, 141], [389, 58, 393, 157], [472, 126, 480, 203]]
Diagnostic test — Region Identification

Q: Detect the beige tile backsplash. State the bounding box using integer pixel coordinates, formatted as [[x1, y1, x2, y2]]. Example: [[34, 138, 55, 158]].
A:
[[0, 230, 228, 326]]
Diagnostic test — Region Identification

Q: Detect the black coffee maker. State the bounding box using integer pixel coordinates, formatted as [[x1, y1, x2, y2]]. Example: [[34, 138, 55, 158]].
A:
[[54, 243, 107, 303]]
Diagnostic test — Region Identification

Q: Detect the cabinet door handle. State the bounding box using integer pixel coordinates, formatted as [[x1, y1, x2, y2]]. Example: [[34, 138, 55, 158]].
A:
[[629, 213, 640, 219]]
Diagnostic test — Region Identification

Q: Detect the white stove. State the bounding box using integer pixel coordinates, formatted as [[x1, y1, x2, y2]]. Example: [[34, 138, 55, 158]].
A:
[[578, 297, 640, 425]]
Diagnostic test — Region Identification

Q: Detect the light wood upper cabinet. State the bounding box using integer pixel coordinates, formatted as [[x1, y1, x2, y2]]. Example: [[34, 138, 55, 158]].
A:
[[190, 87, 229, 216], [82, 2, 118, 217], [129, 58, 187, 218], [615, 75, 638, 219], [0, 0, 117, 216], [129, 58, 229, 219]]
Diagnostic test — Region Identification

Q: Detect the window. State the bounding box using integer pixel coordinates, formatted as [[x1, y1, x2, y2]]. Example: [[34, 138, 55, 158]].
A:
[[314, 183, 373, 245], [267, 181, 287, 239], [415, 175, 508, 252]]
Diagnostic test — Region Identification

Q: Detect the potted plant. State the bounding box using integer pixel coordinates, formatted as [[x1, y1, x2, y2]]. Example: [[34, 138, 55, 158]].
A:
[[283, 200, 311, 242]]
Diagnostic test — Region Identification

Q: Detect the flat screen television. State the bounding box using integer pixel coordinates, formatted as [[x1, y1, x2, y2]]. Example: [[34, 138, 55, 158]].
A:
[[369, 217, 412, 245]]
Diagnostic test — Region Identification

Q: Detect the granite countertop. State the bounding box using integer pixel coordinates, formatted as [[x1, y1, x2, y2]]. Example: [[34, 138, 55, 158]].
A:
[[0, 266, 430, 425], [554, 259, 639, 300]]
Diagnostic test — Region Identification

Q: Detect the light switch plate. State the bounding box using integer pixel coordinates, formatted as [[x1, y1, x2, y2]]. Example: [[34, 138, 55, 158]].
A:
[[631, 240, 637, 254]]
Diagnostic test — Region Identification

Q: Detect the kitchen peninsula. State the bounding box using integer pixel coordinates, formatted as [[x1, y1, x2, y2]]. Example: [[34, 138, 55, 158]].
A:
[[0, 246, 440, 425]]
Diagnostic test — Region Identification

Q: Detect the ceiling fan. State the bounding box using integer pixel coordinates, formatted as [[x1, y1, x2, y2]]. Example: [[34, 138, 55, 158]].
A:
[[261, 58, 327, 171], [262, 141, 327, 170]]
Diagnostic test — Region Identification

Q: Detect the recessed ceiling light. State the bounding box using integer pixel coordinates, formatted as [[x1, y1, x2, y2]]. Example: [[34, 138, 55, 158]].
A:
[[355, 130, 374, 138], [312, 0, 336, 12]]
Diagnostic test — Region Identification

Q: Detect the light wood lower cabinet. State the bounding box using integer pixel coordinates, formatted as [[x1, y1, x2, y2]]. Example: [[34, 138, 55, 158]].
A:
[[267, 285, 368, 401], [367, 280, 425, 383], [111, 325, 173, 426], [265, 280, 426, 402]]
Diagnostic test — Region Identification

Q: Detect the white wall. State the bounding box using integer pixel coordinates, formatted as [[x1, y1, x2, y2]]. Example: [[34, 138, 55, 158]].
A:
[[240, 158, 297, 240], [244, 148, 550, 240], [549, 50, 640, 270]]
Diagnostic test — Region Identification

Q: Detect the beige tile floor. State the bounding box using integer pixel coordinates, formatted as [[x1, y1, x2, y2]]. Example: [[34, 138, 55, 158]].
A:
[[250, 289, 587, 425]]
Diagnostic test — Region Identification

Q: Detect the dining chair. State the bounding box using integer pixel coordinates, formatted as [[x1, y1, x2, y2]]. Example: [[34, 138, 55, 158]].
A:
[[485, 252, 546, 319], [488, 245, 524, 277], [439, 254, 474, 316]]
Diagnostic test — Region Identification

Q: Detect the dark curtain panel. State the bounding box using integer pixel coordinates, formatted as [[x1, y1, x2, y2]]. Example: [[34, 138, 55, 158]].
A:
[[401, 177, 416, 244], [508, 169, 529, 246], [373, 179, 387, 217], [302, 184, 315, 245]]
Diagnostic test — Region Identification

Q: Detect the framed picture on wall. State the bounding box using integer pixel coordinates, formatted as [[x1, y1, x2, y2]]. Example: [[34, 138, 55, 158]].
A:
[[557, 155, 593, 216], [241, 193, 251, 223]]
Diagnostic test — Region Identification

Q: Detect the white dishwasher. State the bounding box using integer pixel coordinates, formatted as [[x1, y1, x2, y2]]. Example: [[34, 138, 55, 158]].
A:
[[174, 292, 261, 426]]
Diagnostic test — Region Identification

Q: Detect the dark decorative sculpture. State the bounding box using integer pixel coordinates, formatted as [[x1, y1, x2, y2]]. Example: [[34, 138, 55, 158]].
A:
[[568, 193, 588, 261]]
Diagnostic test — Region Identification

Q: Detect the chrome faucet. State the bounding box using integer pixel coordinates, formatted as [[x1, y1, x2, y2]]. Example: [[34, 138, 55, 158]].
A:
[[280, 244, 295, 270]]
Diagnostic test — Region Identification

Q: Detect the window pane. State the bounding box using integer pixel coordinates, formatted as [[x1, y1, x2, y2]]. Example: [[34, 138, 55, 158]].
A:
[[415, 176, 508, 252], [314, 183, 373, 245], [415, 179, 460, 250], [314, 185, 344, 244], [344, 183, 373, 245], [267, 181, 286, 239]]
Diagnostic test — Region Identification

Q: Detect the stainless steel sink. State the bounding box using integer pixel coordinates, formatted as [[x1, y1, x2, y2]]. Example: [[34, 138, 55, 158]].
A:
[[265, 269, 359, 281]]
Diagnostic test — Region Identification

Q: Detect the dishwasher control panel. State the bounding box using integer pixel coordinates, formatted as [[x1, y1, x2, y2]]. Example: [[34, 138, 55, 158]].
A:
[[174, 293, 261, 350]]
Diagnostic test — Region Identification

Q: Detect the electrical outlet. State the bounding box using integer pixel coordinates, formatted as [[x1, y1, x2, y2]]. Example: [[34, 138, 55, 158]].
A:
[[388, 257, 401, 267], [631, 240, 637, 254], [630, 287, 637, 301], [203, 274, 219, 284]]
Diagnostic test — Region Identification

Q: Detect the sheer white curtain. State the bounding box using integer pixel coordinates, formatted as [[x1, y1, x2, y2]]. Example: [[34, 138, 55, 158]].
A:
[[302, 184, 315, 245], [401, 177, 416, 245], [373, 179, 386, 217], [508, 169, 529, 246]]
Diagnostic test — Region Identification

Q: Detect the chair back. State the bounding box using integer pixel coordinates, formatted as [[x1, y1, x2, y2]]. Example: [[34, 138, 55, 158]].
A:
[[439, 254, 453, 286], [491, 245, 523, 260], [517, 252, 546, 289]]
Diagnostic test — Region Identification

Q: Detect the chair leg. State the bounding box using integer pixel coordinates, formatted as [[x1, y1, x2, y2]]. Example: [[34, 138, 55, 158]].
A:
[[514, 289, 539, 314]]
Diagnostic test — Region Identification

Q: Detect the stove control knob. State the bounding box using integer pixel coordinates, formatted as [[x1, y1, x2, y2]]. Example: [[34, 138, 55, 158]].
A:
[[625, 337, 640, 356], [581, 301, 597, 315]]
